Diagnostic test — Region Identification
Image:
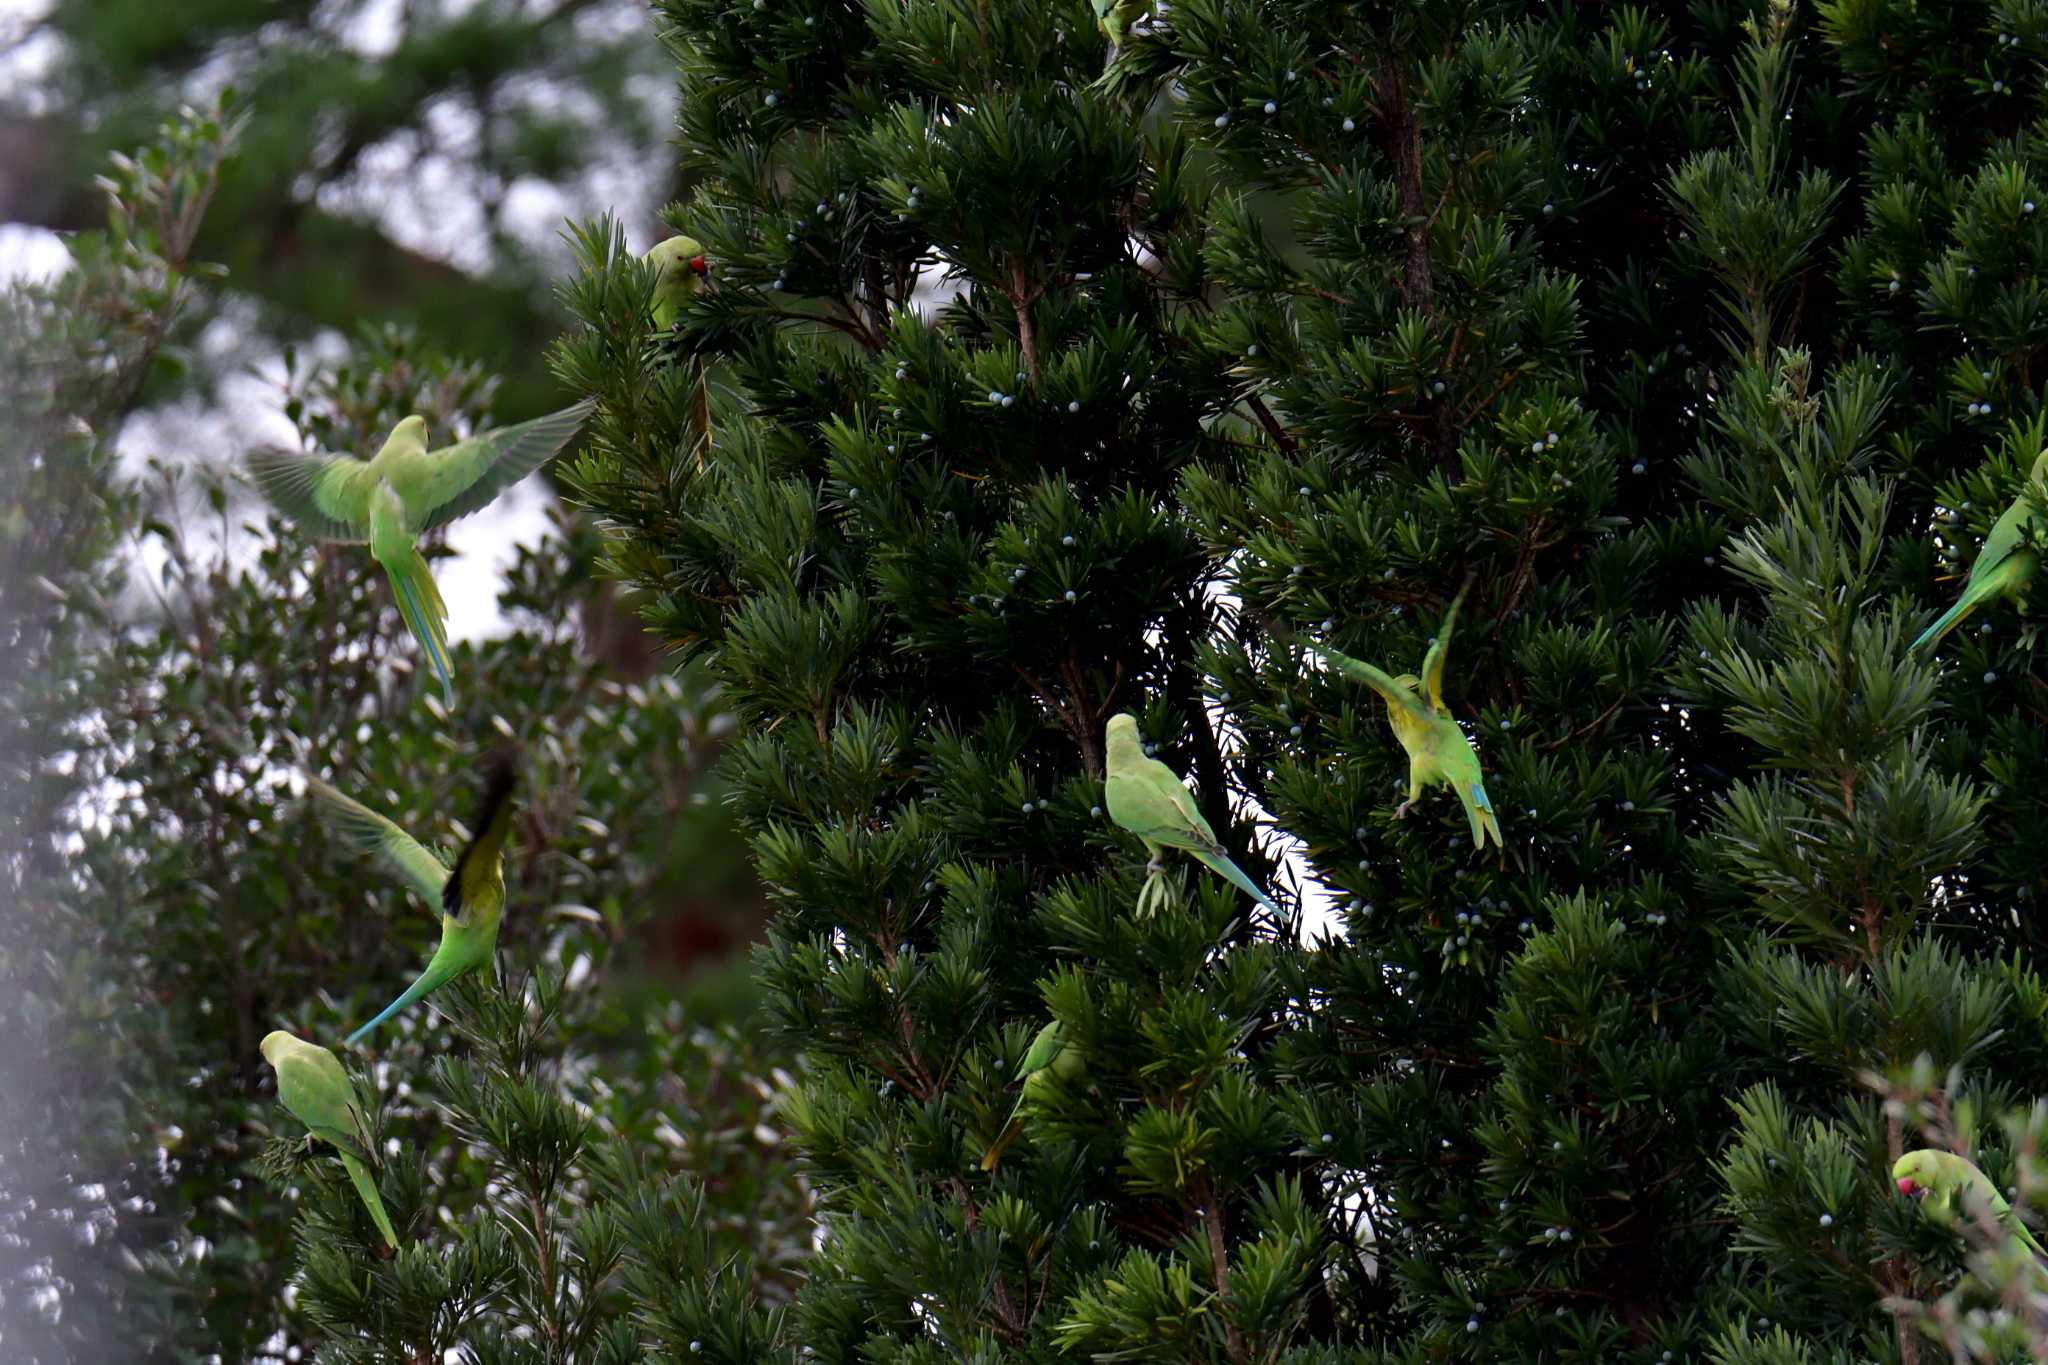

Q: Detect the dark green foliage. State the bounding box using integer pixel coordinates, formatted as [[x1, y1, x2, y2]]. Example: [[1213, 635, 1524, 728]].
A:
[[549, 0, 2048, 1361]]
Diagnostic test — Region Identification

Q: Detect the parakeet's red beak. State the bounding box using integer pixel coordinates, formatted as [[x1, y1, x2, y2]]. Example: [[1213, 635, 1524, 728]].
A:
[[1897, 1177, 1919, 1197], [689, 255, 708, 276]]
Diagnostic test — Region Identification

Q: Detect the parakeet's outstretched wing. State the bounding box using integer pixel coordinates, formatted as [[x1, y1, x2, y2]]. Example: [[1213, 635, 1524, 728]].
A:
[[1302, 640, 1431, 721], [1421, 587, 1469, 714], [444, 752, 518, 921], [306, 777, 449, 906], [245, 448, 371, 542], [416, 401, 595, 532]]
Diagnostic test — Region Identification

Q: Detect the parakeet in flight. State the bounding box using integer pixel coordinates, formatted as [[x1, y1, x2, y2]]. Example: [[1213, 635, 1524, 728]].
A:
[[979, 1020, 1085, 1172], [1302, 587, 1502, 852], [1895, 1148, 2048, 1260], [1912, 450, 2048, 655], [1104, 712, 1279, 914], [312, 754, 518, 1046], [247, 401, 594, 698], [644, 234, 709, 332], [259, 1030, 400, 1249]]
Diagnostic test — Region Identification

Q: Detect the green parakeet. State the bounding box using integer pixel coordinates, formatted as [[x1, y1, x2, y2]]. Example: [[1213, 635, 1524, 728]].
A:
[[1104, 712, 1279, 914], [979, 1021, 1086, 1172], [645, 234, 709, 331], [1895, 1148, 2048, 1260], [247, 402, 593, 698], [317, 755, 518, 1046], [259, 1030, 400, 1249], [1302, 589, 1502, 853], [1091, 0, 1146, 83], [1911, 451, 2048, 654]]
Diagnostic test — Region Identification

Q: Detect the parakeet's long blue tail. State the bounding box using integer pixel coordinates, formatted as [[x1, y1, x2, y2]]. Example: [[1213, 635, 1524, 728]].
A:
[[1196, 849, 1280, 914], [338, 1151, 399, 1248], [1910, 595, 1979, 655], [1913, 552, 2037, 654], [979, 1106, 1026, 1172], [1464, 779, 1503, 852], [382, 546, 454, 699], [344, 956, 465, 1046]]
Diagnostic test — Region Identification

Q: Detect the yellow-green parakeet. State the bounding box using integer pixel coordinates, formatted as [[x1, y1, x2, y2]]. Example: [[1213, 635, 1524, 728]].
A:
[[1104, 712, 1278, 914], [258, 1030, 400, 1249], [979, 1021, 1086, 1172], [1303, 588, 1502, 853], [315, 755, 518, 1046], [1895, 1148, 2048, 1260], [1912, 451, 2048, 654], [1093, 0, 1144, 62], [247, 402, 592, 698], [645, 234, 709, 331]]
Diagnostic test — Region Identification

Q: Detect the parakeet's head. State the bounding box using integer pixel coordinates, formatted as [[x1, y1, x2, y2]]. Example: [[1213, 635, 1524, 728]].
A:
[[376, 414, 430, 459], [2031, 449, 2048, 486], [1105, 713, 1140, 748], [647, 235, 710, 284], [258, 1030, 296, 1067], [1894, 1149, 1941, 1198], [1394, 673, 1421, 690]]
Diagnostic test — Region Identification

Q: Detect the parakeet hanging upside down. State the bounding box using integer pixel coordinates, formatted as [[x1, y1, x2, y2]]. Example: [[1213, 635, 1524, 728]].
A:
[[979, 1020, 1086, 1172], [247, 401, 593, 698], [259, 1030, 399, 1248], [312, 754, 518, 1045], [1302, 587, 1502, 853]]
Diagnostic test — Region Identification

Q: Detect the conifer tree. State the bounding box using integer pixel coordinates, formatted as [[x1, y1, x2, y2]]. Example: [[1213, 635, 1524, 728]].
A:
[[529, 0, 2048, 1359]]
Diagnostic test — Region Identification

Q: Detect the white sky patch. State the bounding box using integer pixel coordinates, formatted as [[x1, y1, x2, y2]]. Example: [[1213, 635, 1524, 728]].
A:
[[0, 222, 68, 282], [325, 0, 407, 57], [1193, 576, 1345, 943], [437, 475, 554, 643], [0, 5, 61, 116]]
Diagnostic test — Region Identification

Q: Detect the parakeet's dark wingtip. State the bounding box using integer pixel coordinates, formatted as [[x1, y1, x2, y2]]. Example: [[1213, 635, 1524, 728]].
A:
[[442, 750, 519, 916]]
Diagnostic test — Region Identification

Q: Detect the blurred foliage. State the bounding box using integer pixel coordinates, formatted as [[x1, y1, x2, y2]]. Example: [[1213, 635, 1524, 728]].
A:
[[4, 0, 676, 415], [0, 102, 797, 1363]]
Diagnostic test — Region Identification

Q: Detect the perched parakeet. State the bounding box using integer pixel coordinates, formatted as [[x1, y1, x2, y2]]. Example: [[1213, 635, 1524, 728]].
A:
[[1093, 0, 1145, 61], [1912, 451, 2048, 654], [1895, 1148, 2048, 1260], [645, 234, 709, 332], [1104, 712, 1279, 914], [317, 755, 519, 1046], [979, 1021, 1086, 1172], [259, 1030, 399, 1249], [247, 402, 593, 698], [1302, 589, 1502, 852]]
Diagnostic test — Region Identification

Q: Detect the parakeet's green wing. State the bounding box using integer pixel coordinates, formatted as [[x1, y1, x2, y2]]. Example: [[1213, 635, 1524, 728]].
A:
[[1110, 760, 1223, 850], [444, 754, 518, 922], [275, 1048, 372, 1156], [1017, 1022, 1066, 1077], [306, 777, 449, 906], [245, 448, 371, 542], [1303, 641, 1431, 721], [416, 400, 596, 532], [1421, 588, 1468, 714]]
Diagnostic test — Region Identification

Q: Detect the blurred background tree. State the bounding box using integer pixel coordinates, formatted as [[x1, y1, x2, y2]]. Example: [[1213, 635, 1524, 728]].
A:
[[0, 0, 679, 413], [0, 99, 786, 1364]]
